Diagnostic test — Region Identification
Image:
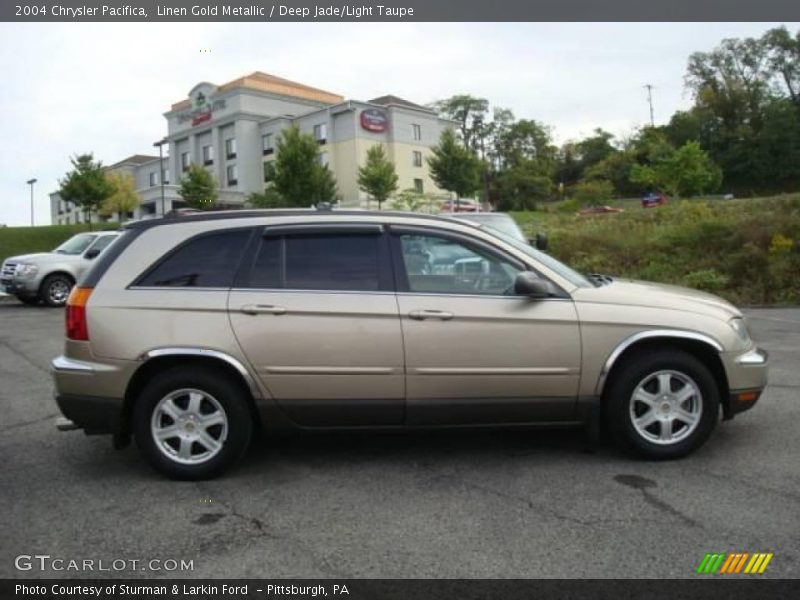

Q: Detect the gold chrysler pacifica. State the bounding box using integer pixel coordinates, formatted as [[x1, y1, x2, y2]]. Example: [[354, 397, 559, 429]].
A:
[[51, 209, 768, 479]]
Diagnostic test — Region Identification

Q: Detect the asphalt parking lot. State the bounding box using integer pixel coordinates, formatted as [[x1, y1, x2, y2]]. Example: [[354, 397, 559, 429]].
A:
[[0, 301, 798, 579]]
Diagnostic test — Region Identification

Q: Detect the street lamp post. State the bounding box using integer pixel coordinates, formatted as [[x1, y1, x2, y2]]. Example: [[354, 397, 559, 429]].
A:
[[153, 138, 167, 216], [26, 178, 37, 226]]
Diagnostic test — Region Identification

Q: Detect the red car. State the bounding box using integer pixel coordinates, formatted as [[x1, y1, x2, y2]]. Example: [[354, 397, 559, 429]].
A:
[[642, 193, 668, 208]]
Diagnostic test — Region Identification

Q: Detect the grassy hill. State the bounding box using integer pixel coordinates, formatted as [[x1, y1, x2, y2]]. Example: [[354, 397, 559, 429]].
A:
[[513, 194, 800, 305], [0, 223, 119, 265]]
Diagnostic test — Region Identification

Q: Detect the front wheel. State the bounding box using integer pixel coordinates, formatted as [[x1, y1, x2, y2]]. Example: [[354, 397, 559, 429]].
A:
[[133, 366, 253, 479], [40, 274, 73, 307], [605, 349, 720, 459]]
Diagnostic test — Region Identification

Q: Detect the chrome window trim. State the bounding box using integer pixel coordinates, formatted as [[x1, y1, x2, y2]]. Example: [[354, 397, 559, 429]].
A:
[[140, 348, 261, 399], [595, 329, 724, 396]]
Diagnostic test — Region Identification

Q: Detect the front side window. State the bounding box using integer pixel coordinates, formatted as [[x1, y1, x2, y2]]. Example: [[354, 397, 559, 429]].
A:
[[249, 233, 381, 292], [225, 138, 237, 159], [85, 235, 116, 255], [136, 229, 250, 288], [398, 233, 521, 296]]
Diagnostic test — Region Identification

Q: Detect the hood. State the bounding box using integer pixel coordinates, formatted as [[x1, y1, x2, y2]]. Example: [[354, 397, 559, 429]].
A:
[[3, 251, 70, 264], [573, 278, 741, 321]]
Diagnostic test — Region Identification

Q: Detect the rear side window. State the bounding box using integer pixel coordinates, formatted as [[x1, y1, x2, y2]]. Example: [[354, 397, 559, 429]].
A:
[[248, 233, 384, 291], [136, 229, 251, 288]]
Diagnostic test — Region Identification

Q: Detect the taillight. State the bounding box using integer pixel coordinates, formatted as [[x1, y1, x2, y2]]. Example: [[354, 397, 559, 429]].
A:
[[66, 286, 92, 341]]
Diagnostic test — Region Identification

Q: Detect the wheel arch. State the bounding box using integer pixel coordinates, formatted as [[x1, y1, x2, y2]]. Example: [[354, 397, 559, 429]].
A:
[[121, 348, 262, 436], [597, 330, 730, 416], [38, 270, 75, 290]]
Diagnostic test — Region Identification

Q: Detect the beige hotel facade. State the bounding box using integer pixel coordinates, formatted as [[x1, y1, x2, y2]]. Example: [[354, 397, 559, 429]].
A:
[[50, 72, 455, 224]]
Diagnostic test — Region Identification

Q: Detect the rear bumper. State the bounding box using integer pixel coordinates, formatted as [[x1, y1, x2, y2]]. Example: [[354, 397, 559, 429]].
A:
[[55, 393, 123, 434], [51, 355, 130, 434]]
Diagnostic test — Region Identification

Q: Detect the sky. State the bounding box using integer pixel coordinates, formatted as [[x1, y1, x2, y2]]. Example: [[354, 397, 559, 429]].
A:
[[0, 21, 795, 226]]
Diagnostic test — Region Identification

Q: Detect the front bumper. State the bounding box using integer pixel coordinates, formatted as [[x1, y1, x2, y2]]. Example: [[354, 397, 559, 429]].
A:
[[1, 278, 38, 296], [723, 347, 769, 418]]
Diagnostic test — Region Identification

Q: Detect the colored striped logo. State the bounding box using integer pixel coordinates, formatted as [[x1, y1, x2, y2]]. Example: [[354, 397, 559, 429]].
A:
[[696, 552, 773, 574]]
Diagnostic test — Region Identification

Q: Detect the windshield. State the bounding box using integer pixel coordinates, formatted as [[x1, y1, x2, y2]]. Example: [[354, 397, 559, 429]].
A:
[[477, 225, 593, 289], [54, 234, 97, 255], [452, 214, 527, 242]]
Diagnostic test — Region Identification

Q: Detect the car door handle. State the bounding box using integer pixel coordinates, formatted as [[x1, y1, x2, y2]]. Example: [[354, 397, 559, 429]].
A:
[[408, 309, 454, 321], [240, 304, 287, 316]]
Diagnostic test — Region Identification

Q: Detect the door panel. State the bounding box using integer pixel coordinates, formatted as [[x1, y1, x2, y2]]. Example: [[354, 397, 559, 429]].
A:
[[228, 229, 404, 426], [397, 294, 581, 424], [392, 230, 581, 425]]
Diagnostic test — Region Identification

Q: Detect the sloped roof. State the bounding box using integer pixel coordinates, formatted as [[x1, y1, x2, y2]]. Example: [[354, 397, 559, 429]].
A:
[[171, 72, 344, 110]]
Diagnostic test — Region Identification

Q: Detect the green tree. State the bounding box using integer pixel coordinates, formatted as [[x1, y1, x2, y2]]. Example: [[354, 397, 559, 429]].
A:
[[358, 144, 398, 209], [101, 172, 140, 221], [427, 129, 481, 204], [58, 153, 114, 228], [272, 126, 339, 206], [430, 94, 489, 151], [630, 141, 721, 197], [178, 164, 218, 210], [247, 188, 285, 208], [494, 160, 552, 211], [391, 188, 429, 212]]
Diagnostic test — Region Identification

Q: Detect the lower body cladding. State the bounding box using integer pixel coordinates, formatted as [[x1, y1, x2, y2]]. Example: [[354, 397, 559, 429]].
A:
[[50, 347, 769, 439]]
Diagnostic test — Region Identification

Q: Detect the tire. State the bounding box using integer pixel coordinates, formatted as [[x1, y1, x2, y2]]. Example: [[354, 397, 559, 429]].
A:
[[604, 349, 720, 460], [40, 274, 74, 307], [17, 295, 40, 306], [133, 366, 253, 480]]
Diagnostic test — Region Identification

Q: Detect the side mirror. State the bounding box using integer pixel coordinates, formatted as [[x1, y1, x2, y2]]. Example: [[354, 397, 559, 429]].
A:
[[530, 233, 549, 251], [84, 248, 101, 259], [514, 271, 556, 298]]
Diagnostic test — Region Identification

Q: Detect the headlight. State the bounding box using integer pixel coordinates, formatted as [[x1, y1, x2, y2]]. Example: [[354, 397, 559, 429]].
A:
[[729, 317, 751, 343], [15, 264, 39, 278]]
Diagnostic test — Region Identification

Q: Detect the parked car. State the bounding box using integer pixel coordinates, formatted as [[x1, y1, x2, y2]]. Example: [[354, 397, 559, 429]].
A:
[[441, 199, 479, 212], [577, 205, 624, 216], [642, 193, 668, 208], [52, 209, 767, 479], [1, 231, 119, 306]]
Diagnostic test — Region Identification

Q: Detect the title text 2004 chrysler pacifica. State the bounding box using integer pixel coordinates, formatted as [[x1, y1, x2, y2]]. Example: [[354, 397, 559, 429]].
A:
[[51, 210, 768, 479]]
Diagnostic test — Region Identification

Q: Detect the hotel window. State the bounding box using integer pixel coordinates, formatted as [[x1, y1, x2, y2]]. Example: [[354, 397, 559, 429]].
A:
[[314, 123, 327, 144], [262, 133, 273, 155], [181, 152, 191, 172], [149, 171, 158, 187], [163, 169, 170, 184], [414, 178, 424, 194], [412, 124, 422, 141], [225, 138, 237, 160], [318, 152, 329, 167], [227, 164, 238, 187], [202, 145, 214, 165], [413, 151, 423, 167]]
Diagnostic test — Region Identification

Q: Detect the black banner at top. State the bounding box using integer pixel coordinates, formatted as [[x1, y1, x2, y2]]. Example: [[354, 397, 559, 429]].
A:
[[3, 0, 800, 22]]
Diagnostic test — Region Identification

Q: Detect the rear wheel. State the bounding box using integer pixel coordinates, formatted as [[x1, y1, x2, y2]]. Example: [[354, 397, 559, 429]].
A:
[[133, 366, 253, 479], [605, 349, 719, 459], [40, 274, 73, 307]]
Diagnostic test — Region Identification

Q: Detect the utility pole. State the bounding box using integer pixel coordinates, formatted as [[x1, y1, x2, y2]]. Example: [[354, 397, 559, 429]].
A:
[[26, 178, 37, 226], [644, 84, 655, 127]]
